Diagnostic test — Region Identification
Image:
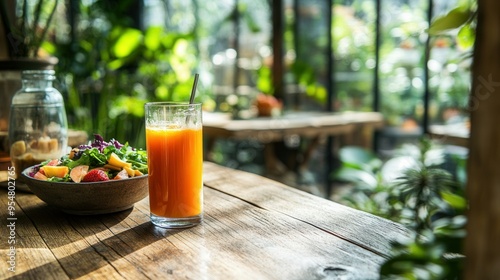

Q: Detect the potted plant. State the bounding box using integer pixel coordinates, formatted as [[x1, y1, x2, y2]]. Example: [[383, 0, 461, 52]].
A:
[[0, 0, 59, 156], [0, 0, 59, 60]]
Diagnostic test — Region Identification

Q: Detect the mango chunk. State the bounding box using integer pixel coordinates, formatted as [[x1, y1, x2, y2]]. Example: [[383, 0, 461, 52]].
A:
[[42, 166, 69, 178], [108, 153, 132, 168], [103, 164, 122, 171], [124, 166, 135, 177]]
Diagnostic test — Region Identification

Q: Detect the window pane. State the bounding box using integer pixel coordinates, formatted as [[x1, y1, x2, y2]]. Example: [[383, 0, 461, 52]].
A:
[[379, 0, 428, 129], [333, 0, 376, 112], [428, 0, 472, 143]]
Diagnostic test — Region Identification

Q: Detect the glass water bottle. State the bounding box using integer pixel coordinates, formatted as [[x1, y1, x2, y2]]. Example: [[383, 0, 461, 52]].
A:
[[8, 70, 68, 179]]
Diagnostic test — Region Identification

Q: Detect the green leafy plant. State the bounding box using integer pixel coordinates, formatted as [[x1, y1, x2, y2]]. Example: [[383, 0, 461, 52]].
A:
[[428, 2, 476, 50], [0, 0, 59, 58], [334, 138, 467, 279], [44, 1, 199, 148]]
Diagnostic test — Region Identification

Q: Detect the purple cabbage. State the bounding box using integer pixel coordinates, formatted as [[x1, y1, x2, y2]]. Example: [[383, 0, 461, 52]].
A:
[[74, 134, 127, 159], [28, 165, 41, 177], [78, 134, 123, 152]]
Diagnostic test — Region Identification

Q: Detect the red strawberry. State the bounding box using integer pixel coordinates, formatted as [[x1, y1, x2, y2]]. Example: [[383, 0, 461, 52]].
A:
[[82, 169, 109, 182]]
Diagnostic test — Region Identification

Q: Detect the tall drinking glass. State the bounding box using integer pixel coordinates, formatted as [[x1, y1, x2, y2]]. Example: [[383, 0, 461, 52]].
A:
[[145, 102, 203, 228]]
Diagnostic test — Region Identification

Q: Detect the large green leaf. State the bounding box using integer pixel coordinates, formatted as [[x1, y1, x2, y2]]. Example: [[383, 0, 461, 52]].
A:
[[110, 96, 146, 118], [441, 191, 467, 210], [334, 166, 378, 189], [429, 6, 471, 35], [161, 33, 180, 49], [145, 26, 163, 51], [155, 85, 169, 100], [457, 23, 475, 50], [339, 146, 382, 171], [256, 67, 273, 94], [107, 58, 125, 70], [112, 28, 143, 58]]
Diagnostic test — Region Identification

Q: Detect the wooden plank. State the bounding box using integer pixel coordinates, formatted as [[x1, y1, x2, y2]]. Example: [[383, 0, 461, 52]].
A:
[[0, 190, 68, 279], [0, 162, 399, 279], [203, 161, 412, 257], [428, 125, 469, 147], [203, 111, 384, 131], [203, 111, 384, 142], [197, 187, 384, 279]]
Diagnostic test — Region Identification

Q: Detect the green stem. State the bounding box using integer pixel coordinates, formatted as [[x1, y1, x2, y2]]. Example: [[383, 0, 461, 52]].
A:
[[21, 0, 28, 38], [34, 0, 58, 57], [32, 1, 44, 34]]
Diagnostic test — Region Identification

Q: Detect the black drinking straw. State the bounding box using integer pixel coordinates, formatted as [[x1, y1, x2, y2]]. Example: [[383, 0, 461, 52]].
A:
[[189, 73, 199, 104], [186, 73, 199, 123]]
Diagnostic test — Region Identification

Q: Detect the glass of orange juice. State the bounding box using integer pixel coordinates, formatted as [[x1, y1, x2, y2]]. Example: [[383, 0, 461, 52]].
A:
[[144, 102, 203, 228]]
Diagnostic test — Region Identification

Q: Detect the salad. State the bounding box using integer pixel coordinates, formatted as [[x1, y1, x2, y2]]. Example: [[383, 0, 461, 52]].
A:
[[29, 134, 148, 182]]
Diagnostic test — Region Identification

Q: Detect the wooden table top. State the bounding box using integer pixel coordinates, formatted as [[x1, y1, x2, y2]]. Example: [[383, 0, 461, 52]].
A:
[[203, 111, 384, 142], [1, 162, 410, 279], [428, 124, 469, 147]]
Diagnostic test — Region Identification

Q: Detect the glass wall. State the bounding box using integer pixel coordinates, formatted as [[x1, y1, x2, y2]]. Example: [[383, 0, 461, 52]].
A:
[[142, 0, 473, 194], [140, 0, 471, 132], [427, 0, 472, 143], [332, 1, 376, 113], [46, 0, 472, 196]]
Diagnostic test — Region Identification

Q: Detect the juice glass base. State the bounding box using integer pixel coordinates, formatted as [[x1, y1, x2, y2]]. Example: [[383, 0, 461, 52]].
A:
[[150, 213, 202, 229]]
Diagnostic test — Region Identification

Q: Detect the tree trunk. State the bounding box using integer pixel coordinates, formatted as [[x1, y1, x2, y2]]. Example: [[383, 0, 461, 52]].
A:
[[0, 0, 17, 59], [0, 20, 7, 59], [465, 0, 500, 279]]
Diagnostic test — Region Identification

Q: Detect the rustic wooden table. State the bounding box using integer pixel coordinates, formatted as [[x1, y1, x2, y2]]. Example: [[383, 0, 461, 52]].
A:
[[203, 111, 384, 146], [203, 111, 384, 196], [1, 162, 410, 279], [428, 124, 469, 148]]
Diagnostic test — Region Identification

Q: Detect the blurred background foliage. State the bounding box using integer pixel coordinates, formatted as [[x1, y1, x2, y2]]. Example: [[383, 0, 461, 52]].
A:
[[44, 0, 201, 148], [35, 0, 474, 151], [334, 138, 467, 279], [22, 1, 475, 278]]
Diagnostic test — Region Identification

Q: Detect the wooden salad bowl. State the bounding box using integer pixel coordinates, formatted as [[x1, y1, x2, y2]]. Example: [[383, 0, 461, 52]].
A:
[[22, 165, 149, 215]]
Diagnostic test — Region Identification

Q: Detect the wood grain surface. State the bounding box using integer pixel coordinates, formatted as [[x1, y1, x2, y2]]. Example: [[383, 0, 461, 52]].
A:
[[1, 162, 411, 279], [203, 111, 384, 142]]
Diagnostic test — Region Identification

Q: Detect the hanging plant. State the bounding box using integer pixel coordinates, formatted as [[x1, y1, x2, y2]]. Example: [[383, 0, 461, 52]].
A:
[[0, 0, 59, 58], [428, 3, 477, 51]]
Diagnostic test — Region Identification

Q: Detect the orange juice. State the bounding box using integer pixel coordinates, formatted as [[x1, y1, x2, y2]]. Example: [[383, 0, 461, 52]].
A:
[[146, 126, 203, 218]]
